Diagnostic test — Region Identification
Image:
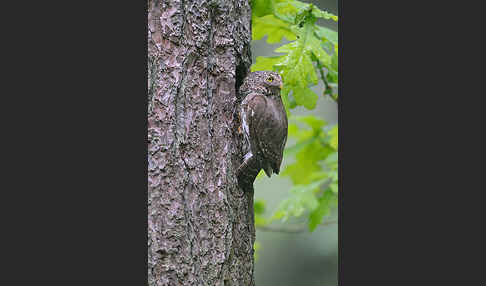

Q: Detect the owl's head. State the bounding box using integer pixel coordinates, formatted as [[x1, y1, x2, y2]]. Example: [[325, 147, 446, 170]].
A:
[[240, 71, 283, 96], [254, 71, 283, 90]]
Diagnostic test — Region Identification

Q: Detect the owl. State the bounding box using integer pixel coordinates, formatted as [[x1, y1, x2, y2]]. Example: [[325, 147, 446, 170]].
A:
[[236, 71, 288, 192]]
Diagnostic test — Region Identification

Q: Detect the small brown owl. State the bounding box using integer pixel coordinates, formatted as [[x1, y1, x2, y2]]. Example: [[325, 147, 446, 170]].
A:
[[236, 71, 288, 192]]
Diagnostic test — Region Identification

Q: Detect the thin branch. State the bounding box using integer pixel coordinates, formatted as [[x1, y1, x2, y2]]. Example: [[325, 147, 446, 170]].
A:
[[316, 61, 338, 104]]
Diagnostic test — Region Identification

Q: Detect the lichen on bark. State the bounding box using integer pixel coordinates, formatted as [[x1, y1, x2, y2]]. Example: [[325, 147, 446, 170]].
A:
[[148, 0, 254, 285]]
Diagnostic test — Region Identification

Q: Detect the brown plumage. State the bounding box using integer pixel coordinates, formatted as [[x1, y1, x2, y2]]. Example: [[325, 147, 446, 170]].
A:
[[236, 71, 288, 192]]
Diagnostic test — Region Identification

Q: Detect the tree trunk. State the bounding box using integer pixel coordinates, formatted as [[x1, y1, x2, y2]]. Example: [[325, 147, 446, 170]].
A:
[[148, 0, 254, 285]]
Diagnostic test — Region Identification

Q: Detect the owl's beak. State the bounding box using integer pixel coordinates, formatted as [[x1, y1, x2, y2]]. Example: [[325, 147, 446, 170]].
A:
[[279, 83, 283, 89]]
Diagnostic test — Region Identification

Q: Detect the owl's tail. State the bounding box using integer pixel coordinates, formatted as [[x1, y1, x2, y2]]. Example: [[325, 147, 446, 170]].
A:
[[236, 153, 261, 192]]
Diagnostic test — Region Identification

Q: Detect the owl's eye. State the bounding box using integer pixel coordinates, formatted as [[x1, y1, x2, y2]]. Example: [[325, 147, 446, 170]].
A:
[[266, 76, 274, 82]]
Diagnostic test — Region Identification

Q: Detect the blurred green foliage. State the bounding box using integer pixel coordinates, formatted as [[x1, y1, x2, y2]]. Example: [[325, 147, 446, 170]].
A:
[[251, 0, 338, 238]]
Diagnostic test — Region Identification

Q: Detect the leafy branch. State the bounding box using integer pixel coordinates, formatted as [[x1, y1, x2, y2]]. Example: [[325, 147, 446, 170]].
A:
[[251, 0, 338, 112]]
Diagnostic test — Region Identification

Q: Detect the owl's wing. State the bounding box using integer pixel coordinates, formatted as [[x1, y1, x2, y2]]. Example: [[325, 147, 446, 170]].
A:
[[258, 102, 287, 175], [244, 93, 287, 175], [274, 114, 288, 174], [242, 92, 267, 148]]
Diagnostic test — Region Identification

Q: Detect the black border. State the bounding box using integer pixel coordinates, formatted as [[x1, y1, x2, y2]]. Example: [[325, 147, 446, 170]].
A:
[[5, 0, 469, 284], [3, 1, 149, 284]]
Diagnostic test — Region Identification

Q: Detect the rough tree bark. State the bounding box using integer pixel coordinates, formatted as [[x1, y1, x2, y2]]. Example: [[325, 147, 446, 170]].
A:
[[148, 0, 254, 285]]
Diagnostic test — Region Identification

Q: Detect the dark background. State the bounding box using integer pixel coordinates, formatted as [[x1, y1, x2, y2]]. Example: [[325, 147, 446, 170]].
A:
[[2, 0, 475, 285]]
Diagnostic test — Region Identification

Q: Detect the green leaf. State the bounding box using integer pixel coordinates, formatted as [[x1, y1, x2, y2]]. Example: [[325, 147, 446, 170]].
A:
[[308, 190, 334, 231], [282, 136, 332, 184], [296, 139, 331, 163], [327, 69, 338, 84], [273, 23, 327, 110], [272, 180, 325, 221], [330, 182, 338, 194], [329, 170, 338, 182], [254, 199, 266, 214], [273, 1, 305, 23], [251, 56, 283, 72], [308, 171, 328, 181], [308, 201, 329, 231], [290, 128, 313, 141], [284, 137, 316, 157], [272, 209, 285, 220], [325, 151, 338, 167], [255, 214, 268, 227], [315, 25, 338, 46], [254, 241, 261, 261], [292, 115, 327, 131], [287, 123, 300, 137], [308, 34, 332, 66], [329, 44, 338, 76], [251, 0, 275, 17], [253, 15, 297, 43], [311, 7, 338, 21], [328, 125, 338, 150], [275, 36, 318, 87], [292, 86, 318, 110], [280, 85, 295, 112], [282, 160, 321, 185]]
